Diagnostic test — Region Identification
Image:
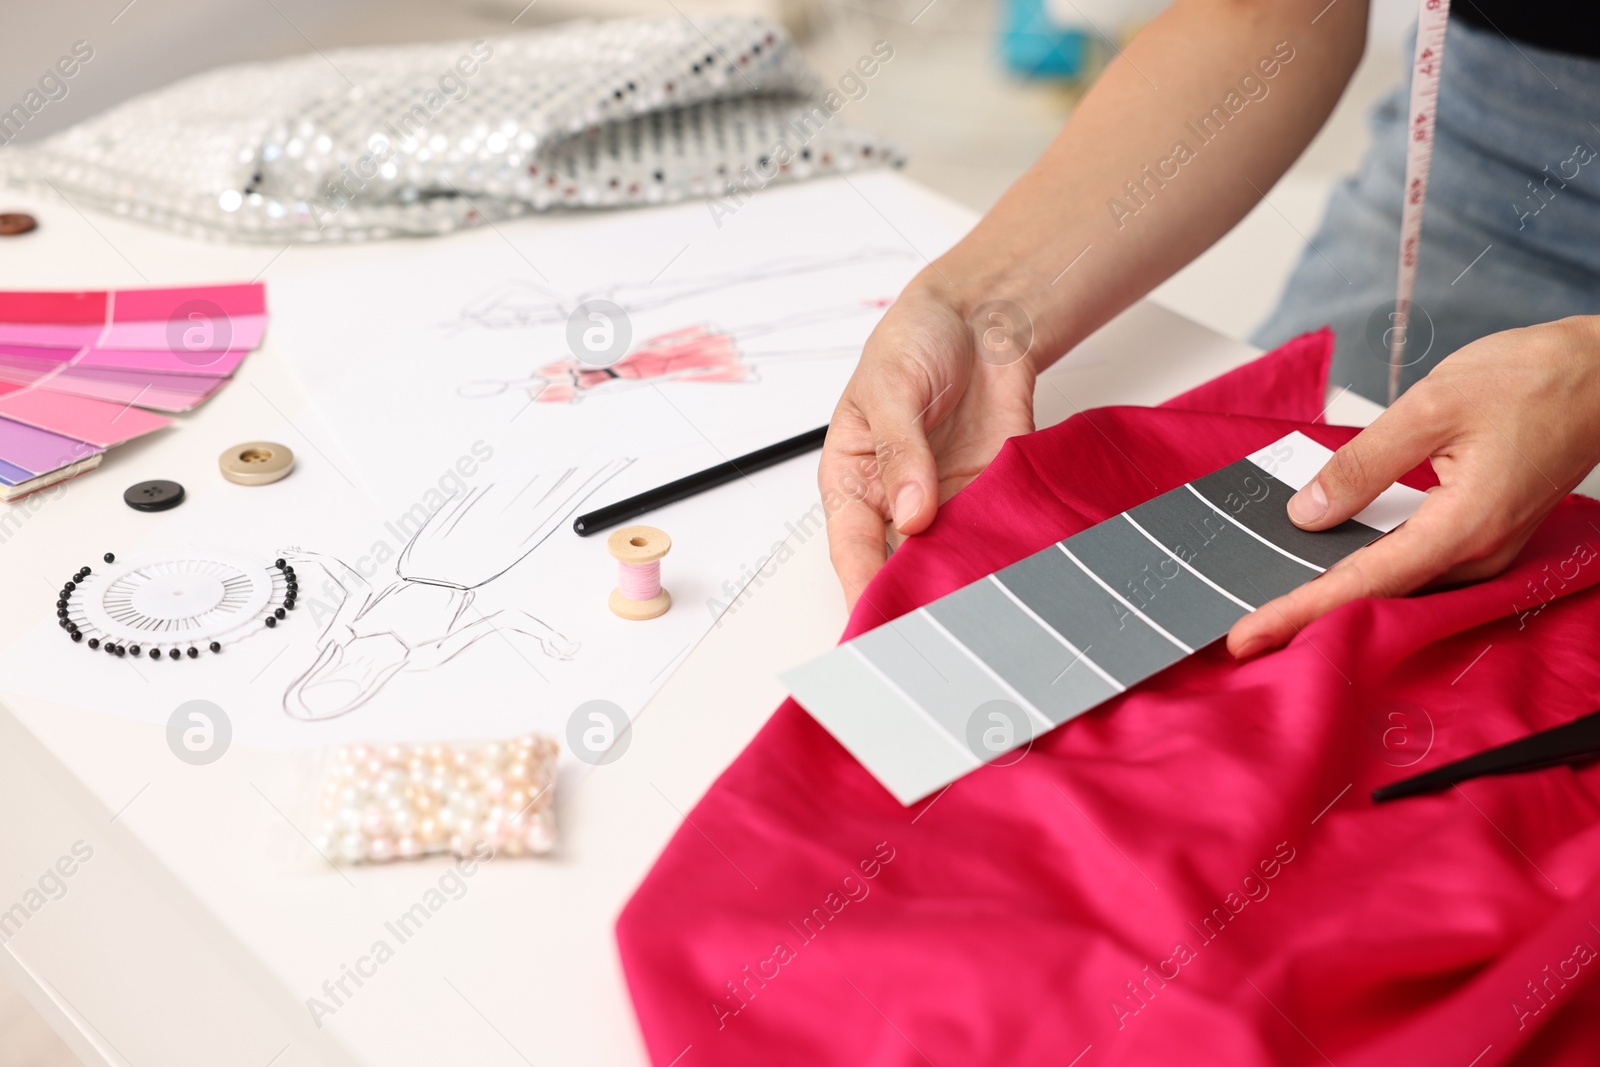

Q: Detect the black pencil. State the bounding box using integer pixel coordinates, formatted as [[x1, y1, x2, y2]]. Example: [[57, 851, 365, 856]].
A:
[[573, 424, 829, 536]]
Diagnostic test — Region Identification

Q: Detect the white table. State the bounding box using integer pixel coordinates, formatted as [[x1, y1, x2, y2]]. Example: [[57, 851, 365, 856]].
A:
[[0, 173, 1369, 1067]]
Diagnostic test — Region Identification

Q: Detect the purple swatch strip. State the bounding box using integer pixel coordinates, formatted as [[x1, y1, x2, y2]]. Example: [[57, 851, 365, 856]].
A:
[[0, 457, 32, 486], [0, 416, 100, 476]]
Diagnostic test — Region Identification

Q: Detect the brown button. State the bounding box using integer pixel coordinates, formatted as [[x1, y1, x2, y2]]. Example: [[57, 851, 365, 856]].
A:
[[219, 441, 294, 486], [0, 213, 37, 237]]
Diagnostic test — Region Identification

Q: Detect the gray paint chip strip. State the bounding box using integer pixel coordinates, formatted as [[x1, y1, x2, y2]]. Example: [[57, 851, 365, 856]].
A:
[[783, 433, 1427, 804]]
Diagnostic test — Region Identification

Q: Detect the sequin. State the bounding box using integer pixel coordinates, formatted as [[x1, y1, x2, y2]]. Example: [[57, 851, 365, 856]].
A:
[[0, 17, 902, 244]]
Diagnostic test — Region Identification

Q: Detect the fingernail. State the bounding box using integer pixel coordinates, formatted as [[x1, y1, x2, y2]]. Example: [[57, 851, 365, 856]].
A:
[[1287, 480, 1327, 526], [892, 483, 924, 530], [1233, 637, 1266, 660]]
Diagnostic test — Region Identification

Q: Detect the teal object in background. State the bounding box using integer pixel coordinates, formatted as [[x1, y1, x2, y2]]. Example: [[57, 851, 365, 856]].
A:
[[1001, 0, 1089, 78]]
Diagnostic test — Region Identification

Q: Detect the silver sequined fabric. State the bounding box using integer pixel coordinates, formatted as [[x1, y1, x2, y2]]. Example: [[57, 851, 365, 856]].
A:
[[0, 16, 901, 243]]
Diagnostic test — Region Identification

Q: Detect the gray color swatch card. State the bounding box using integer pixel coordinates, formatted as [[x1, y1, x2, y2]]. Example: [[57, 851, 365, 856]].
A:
[[782, 432, 1427, 804]]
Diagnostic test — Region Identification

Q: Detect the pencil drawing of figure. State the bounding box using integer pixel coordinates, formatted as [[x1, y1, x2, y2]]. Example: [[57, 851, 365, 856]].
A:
[[281, 458, 630, 721], [453, 248, 915, 332], [458, 301, 893, 404], [452, 248, 912, 403]]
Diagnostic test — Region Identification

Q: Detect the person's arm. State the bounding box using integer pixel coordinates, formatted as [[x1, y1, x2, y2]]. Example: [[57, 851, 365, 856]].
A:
[[822, 0, 1367, 608]]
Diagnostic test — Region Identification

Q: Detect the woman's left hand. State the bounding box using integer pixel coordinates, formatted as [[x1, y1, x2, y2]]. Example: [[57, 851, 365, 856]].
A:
[[1227, 315, 1600, 659]]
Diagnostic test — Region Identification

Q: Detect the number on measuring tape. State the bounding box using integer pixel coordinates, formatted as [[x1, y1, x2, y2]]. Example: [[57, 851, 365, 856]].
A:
[[1386, 0, 1452, 404]]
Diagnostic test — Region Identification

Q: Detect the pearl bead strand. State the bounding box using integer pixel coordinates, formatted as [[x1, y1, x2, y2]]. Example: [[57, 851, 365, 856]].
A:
[[312, 735, 558, 864]]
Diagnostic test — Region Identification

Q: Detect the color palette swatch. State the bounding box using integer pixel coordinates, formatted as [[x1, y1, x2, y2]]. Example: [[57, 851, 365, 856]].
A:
[[0, 283, 268, 500], [0, 343, 240, 412], [782, 433, 1428, 804]]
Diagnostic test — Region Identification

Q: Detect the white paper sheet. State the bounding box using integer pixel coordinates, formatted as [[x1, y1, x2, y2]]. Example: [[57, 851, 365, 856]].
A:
[[0, 174, 964, 767]]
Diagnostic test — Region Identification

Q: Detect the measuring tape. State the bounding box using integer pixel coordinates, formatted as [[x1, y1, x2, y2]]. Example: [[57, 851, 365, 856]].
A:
[[1386, 0, 1452, 404]]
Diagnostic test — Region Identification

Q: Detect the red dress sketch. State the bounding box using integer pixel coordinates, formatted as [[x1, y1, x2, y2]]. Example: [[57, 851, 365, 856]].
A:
[[532, 325, 752, 403], [458, 299, 896, 404]]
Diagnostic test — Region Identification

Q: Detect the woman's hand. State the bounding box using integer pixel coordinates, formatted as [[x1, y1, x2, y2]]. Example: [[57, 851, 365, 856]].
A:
[[820, 281, 1037, 610], [813, 0, 1366, 610], [1228, 316, 1600, 658]]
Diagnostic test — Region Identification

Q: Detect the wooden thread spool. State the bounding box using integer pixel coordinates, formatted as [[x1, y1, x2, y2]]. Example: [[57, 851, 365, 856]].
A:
[[607, 525, 671, 620]]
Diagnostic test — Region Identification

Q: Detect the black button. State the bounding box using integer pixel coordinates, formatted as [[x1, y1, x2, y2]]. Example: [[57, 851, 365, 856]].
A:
[[0, 213, 37, 237], [124, 480, 186, 512]]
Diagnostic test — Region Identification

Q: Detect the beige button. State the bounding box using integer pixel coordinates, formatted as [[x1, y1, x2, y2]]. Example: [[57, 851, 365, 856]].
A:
[[219, 441, 294, 486]]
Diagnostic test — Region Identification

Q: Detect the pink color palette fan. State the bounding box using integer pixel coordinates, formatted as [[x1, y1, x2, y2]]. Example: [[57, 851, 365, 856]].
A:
[[0, 283, 267, 500]]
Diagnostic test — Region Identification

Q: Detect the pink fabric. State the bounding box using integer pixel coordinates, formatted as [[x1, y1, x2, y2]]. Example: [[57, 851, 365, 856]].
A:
[[617, 332, 1600, 1066], [1163, 326, 1334, 422]]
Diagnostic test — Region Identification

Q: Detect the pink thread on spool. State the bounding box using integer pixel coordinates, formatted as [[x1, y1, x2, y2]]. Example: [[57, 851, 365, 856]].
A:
[[618, 560, 661, 601], [607, 525, 671, 620]]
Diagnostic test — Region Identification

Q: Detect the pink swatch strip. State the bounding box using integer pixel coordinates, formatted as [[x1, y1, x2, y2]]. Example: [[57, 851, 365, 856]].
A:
[[0, 363, 226, 413], [0, 387, 170, 447], [30, 378, 223, 414], [0, 343, 77, 367], [0, 283, 261, 475], [0, 283, 267, 353], [79, 342, 253, 374], [25, 366, 226, 394], [114, 283, 267, 321], [0, 341, 251, 377], [0, 283, 266, 325], [99, 313, 268, 352], [0, 324, 102, 348], [0, 313, 268, 353]]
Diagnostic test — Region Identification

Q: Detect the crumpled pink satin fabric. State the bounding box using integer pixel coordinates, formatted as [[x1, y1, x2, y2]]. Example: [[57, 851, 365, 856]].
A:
[[617, 330, 1600, 1065]]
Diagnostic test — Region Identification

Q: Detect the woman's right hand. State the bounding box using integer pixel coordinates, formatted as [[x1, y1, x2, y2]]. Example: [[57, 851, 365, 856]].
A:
[[813, 0, 1367, 611], [819, 278, 1038, 611]]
